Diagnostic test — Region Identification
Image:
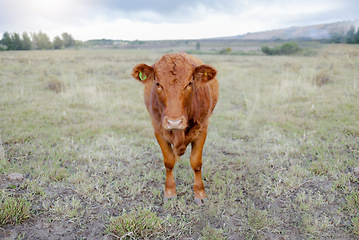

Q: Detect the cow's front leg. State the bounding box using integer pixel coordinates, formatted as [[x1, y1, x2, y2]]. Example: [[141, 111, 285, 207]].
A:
[[154, 131, 177, 200], [190, 129, 208, 205]]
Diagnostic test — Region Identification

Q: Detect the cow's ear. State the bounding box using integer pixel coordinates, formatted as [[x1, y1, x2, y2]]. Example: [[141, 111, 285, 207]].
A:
[[193, 65, 217, 83], [131, 64, 154, 83]]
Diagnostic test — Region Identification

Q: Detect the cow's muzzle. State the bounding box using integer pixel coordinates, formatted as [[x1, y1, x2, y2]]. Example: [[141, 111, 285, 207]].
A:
[[163, 116, 187, 130]]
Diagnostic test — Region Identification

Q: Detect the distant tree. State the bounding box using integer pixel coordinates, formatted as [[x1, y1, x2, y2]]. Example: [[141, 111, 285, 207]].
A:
[[196, 41, 200, 51], [261, 46, 272, 55], [12, 33, 23, 50], [32, 31, 52, 50], [329, 26, 359, 44], [346, 26, 356, 44], [329, 32, 345, 43], [62, 32, 75, 48], [355, 28, 359, 43], [22, 32, 32, 50], [75, 40, 83, 48], [53, 36, 63, 49], [1, 32, 13, 50]]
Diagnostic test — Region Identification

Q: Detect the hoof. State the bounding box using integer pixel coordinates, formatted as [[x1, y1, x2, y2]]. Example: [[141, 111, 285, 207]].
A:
[[194, 198, 206, 205], [164, 195, 177, 203]]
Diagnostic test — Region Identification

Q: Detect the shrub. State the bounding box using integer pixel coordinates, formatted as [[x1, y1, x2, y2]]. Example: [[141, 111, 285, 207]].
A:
[[46, 78, 65, 93], [262, 42, 302, 55], [219, 47, 232, 54], [314, 71, 330, 87]]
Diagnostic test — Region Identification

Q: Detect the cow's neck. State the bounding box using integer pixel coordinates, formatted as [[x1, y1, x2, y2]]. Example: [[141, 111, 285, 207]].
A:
[[172, 130, 186, 156]]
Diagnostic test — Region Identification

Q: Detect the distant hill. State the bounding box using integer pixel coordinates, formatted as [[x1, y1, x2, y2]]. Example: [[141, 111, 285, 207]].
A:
[[224, 20, 359, 40], [81, 20, 359, 52]]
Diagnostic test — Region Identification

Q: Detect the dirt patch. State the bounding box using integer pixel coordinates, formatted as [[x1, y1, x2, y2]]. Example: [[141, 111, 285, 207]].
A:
[[0, 173, 111, 239], [2, 219, 109, 240]]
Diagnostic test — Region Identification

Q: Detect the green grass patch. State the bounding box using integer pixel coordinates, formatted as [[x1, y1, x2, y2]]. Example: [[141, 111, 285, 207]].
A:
[[105, 207, 163, 239], [0, 196, 31, 225]]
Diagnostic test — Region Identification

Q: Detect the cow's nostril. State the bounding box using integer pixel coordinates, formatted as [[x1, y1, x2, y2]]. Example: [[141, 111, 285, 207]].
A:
[[167, 119, 182, 125], [164, 117, 185, 130]]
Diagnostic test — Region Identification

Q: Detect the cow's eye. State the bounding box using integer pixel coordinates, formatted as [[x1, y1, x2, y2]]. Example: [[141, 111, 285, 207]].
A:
[[186, 82, 193, 89], [156, 82, 162, 90]]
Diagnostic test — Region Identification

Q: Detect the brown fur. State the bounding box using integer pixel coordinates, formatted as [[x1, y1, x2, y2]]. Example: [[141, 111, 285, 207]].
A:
[[131, 52, 218, 203]]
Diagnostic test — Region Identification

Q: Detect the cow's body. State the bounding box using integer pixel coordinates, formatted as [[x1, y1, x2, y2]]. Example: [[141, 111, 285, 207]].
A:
[[132, 52, 218, 204]]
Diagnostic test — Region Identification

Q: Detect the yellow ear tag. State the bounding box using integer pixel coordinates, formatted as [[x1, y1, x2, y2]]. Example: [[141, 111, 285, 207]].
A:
[[205, 72, 208, 76]]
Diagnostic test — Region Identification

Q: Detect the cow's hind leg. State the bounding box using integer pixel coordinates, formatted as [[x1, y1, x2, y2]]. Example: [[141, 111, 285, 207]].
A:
[[155, 131, 177, 200], [190, 130, 207, 205]]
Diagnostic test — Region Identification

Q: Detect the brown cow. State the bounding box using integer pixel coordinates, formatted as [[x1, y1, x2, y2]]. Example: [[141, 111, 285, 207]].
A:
[[131, 52, 218, 205]]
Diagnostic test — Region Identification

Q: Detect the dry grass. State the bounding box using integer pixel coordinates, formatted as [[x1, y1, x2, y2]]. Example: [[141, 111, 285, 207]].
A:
[[0, 45, 359, 239]]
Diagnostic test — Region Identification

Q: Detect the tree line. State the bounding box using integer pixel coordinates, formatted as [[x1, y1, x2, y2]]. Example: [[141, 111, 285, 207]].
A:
[[327, 25, 359, 44], [0, 31, 76, 50], [262, 26, 359, 56]]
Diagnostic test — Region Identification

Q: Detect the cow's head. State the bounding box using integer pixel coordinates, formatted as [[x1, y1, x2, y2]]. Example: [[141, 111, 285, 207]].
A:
[[132, 54, 216, 131]]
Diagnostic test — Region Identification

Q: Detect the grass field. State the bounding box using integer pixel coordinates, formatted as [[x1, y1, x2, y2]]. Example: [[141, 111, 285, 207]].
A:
[[0, 44, 359, 239]]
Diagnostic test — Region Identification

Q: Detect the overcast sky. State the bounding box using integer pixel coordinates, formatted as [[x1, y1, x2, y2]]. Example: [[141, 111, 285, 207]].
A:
[[0, 0, 358, 41]]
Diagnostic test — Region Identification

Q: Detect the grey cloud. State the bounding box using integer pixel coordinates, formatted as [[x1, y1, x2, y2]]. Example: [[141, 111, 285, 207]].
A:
[[277, 1, 359, 27], [88, 0, 247, 23], [1, 0, 358, 38], [97, 0, 243, 13]]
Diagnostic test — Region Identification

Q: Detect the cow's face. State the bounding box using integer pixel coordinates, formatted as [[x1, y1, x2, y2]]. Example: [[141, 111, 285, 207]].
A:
[[132, 55, 216, 131]]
